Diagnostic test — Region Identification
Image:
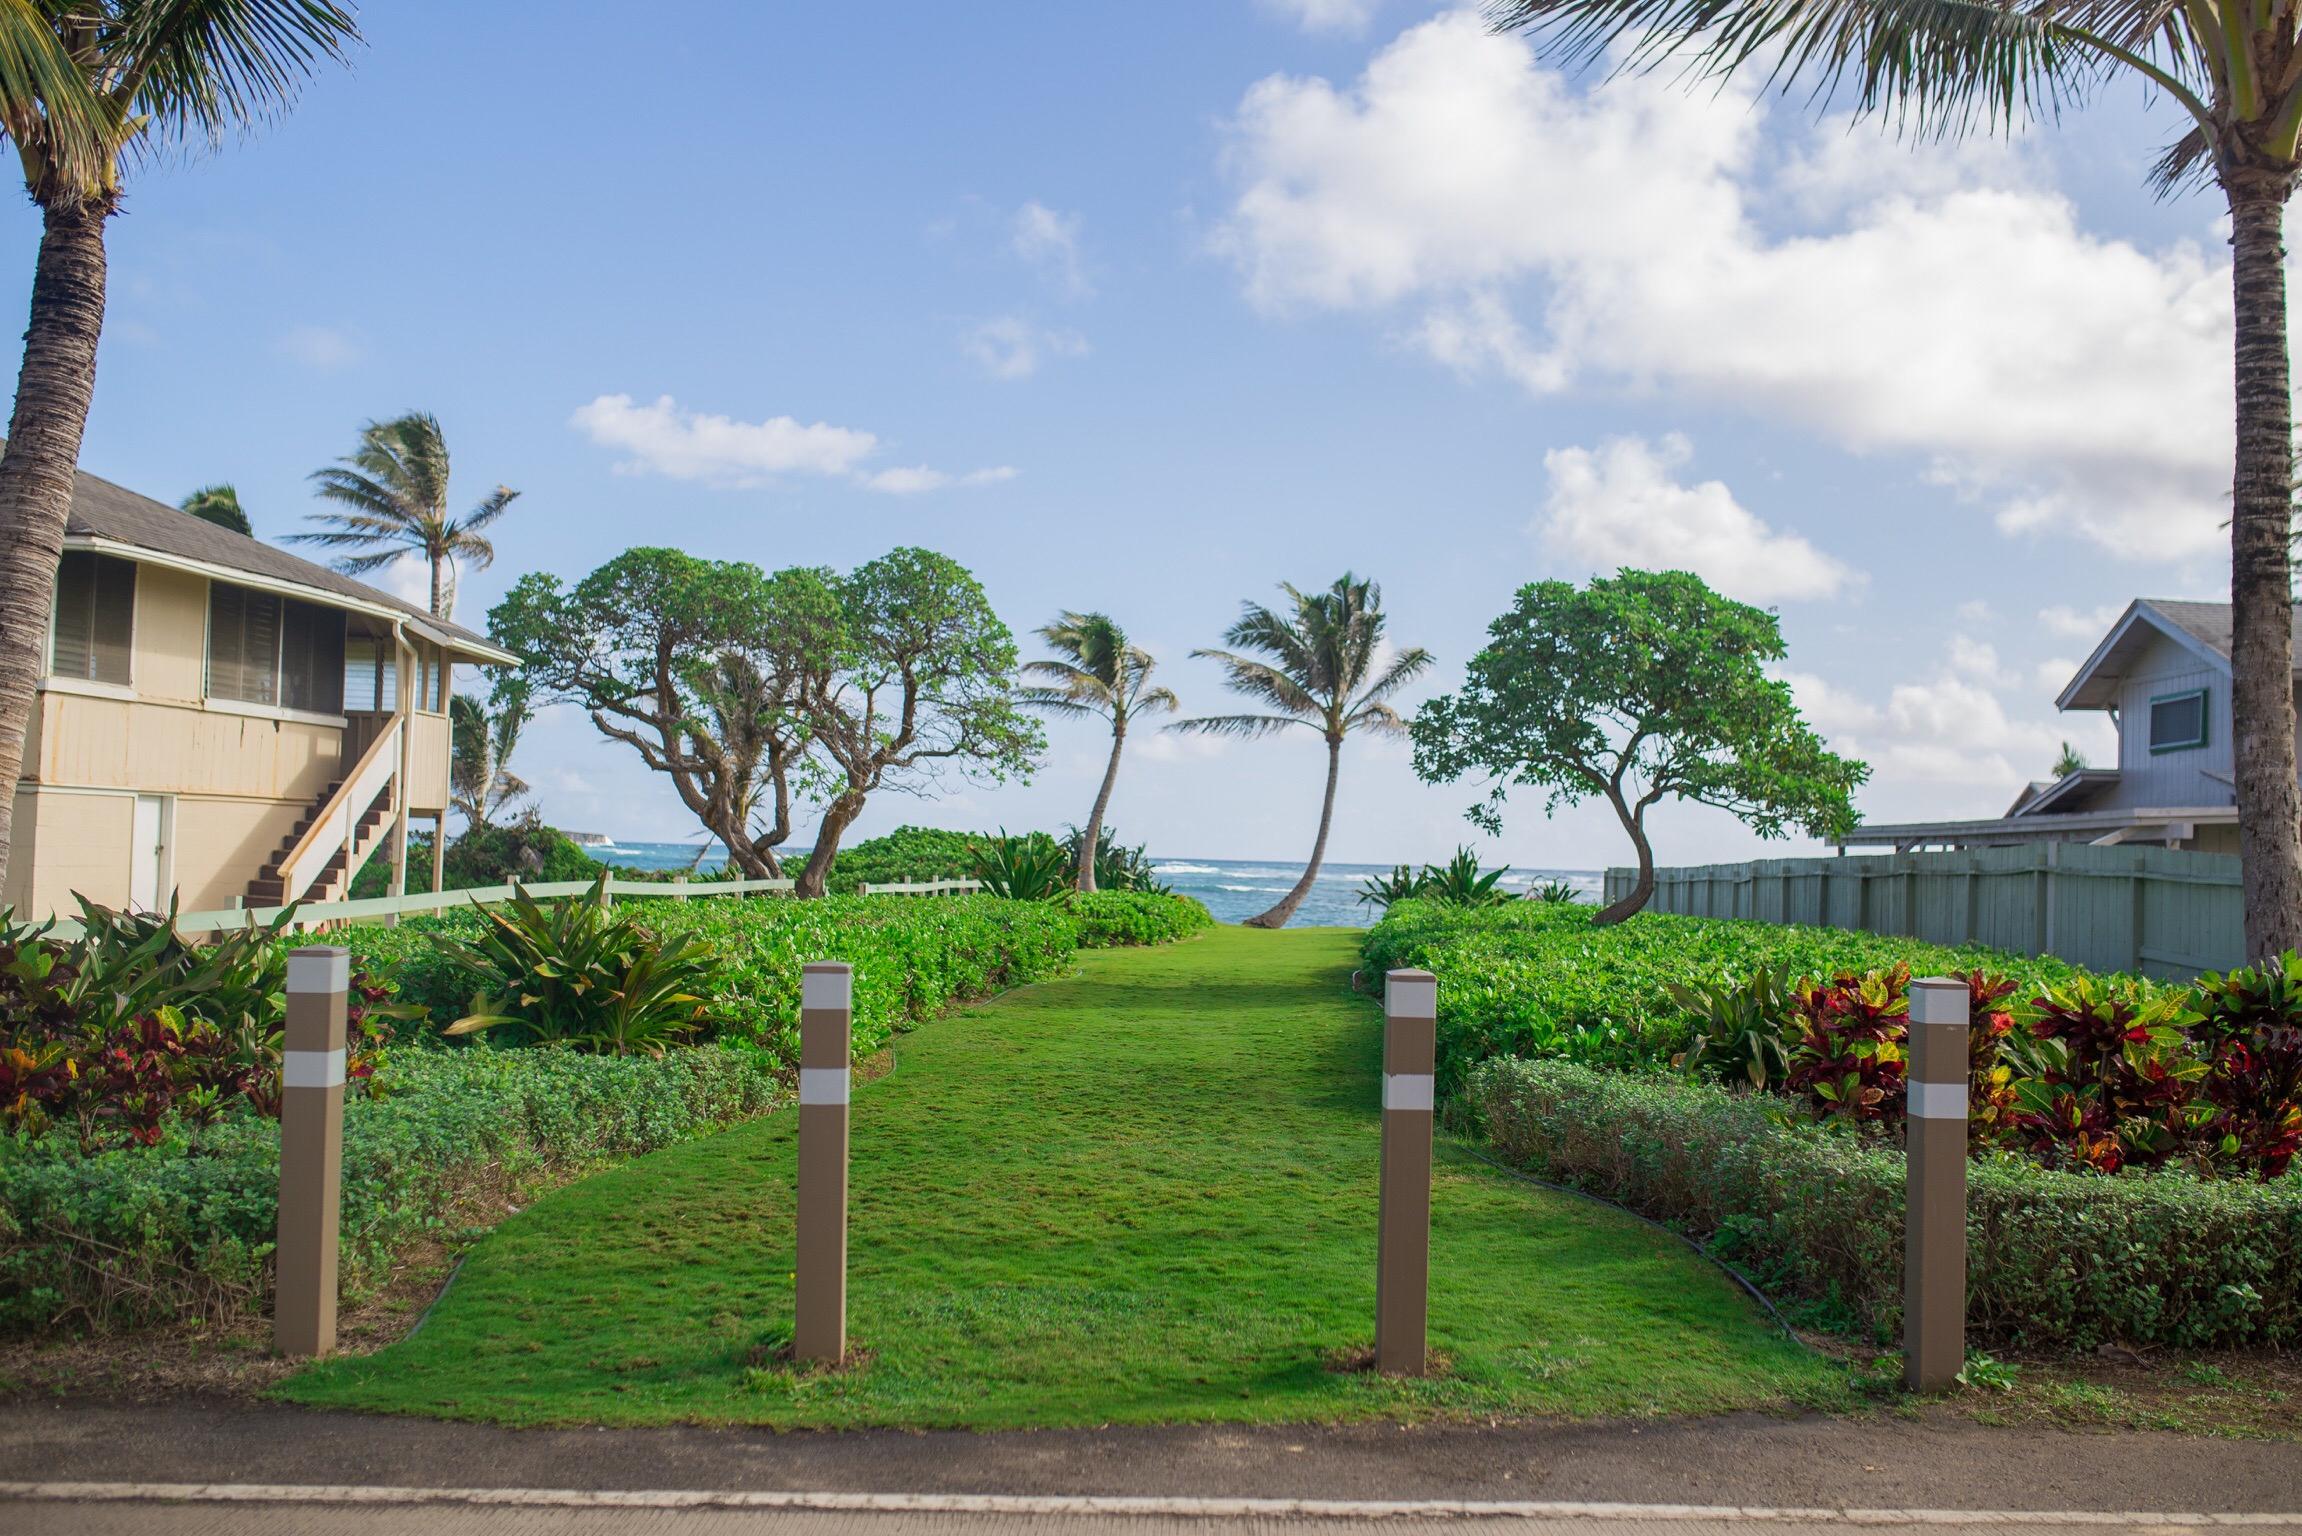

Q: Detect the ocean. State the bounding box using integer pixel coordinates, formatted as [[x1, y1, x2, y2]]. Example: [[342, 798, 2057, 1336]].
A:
[[589, 841, 1603, 927]]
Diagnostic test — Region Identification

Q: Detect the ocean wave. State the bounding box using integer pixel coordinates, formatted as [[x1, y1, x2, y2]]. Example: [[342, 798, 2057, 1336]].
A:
[[1152, 862, 1224, 874]]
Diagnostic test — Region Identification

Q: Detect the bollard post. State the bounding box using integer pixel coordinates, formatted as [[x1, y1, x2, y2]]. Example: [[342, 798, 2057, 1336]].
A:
[[276, 945, 349, 1357], [795, 961, 853, 1364], [1904, 975, 1969, 1391], [1377, 967, 1437, 1375]]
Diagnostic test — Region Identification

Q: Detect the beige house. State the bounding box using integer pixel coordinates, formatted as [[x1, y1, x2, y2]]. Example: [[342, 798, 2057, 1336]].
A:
[[5, 465, 513, 920]]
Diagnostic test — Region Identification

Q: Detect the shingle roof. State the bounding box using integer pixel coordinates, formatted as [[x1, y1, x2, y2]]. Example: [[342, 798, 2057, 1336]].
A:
[[62, 463, 505, 659], [2136, 598, 2302, 662]]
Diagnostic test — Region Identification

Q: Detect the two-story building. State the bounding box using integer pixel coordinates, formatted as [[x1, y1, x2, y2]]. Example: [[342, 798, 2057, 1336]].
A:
[[5, 464, 513, 919], [1846, 598, 2281, 853]]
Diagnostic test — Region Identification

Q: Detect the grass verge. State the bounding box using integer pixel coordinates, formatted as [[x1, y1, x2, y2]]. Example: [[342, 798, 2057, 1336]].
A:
[[280, 926, 1847, 1428]]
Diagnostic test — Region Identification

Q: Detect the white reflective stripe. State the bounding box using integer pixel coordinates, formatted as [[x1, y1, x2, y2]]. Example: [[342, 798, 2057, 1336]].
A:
[[1908, 979, 1968, 1026], [283, 1049, 346, 1090], [801, 970, 852, 1011], [799, 1068, 850, 1106], [1385, 976, 1437, 1020], [286, 952, 349, 994], [1908, 1080, 1967, 1120], [1383, 1073, 1434, 1112]]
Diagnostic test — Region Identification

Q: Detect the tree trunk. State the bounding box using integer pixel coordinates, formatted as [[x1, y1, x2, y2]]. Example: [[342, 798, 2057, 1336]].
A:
[[1247, 735, 1341, 929], [795, 791, 865, 899], [1594, 793, 1653, 927], [1076, 723, 1126, 893], [2225, 176, 2302, 961], [0, 195, 114, 895]]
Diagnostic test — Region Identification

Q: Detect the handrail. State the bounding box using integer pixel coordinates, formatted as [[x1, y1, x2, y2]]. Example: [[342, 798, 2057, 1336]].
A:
[[275, 715, 404, 905]]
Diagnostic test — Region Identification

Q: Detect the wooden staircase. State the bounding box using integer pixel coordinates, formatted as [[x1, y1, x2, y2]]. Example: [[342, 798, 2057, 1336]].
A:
[[246, 781, 394, 907], [246, 714, 405, 911]]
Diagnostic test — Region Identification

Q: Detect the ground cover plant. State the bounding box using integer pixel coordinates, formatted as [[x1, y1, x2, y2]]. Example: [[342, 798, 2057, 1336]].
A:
[[280, 927, 1840, 1428]]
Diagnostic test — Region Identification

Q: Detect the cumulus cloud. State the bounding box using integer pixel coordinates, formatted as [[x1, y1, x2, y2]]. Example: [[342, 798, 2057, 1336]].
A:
[[2039, 601, 2129, 641], [963, 315, 1090, 380], [1213, 10, 2233, 562], [1259, 0, 1383, 32], [570, 394, 1013, 495], [1536, 434, 1857, 602], [1013, 201, 1091, 298]]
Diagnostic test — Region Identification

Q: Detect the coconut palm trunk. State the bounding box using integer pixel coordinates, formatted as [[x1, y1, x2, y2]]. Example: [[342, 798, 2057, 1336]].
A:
[[2226, 175, 2302, 960], [1076, 725, 1130, 893], [1248, 735, 1343, 929], [0, 194, 115, 886]]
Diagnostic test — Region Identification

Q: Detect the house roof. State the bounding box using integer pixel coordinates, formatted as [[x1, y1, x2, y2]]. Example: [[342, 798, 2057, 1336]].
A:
[[60, 463, 513, 664], [2053, 599, 2302, 711]]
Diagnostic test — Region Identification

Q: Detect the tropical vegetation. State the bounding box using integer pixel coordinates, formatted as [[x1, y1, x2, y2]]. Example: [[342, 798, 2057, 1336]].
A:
[[1487, 0, 2302, 961], [1410, 571, 1866, 924], [292, 411, 520, 621], [1017, 612, 1178, 891], [0, 0, 361, 897], [449, 681, 532, 828], [1175, 574, 1429, 928], [178, 483, 250, 535]]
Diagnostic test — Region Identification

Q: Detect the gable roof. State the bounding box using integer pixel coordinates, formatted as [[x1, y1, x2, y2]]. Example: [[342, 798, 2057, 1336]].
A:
[[61, 463, 512, 664], [2053, 598, 2300, 711]]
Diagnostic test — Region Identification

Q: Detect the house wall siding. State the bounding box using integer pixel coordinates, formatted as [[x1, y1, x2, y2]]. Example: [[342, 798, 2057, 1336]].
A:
[[134, 564, 206, 703], [11, 788, 136, 914], [169, 795, 309, 911], [2105, 631, 2234, 810], [34, 691, 342, 803]]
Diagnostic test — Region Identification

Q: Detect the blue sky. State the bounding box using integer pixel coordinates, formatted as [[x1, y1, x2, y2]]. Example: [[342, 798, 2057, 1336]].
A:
[[18, 1, 2245, 870]]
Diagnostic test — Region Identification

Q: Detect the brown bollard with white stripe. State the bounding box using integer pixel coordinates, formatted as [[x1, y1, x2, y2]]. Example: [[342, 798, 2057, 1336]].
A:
[[1904, 976, 1970, 1391], [794, 961, 853, 1365], [1376, 967, 1437, 1375], [275, 945, 349, 1357]]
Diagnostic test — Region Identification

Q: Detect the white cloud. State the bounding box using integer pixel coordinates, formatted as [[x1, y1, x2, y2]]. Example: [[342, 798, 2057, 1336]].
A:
[[1779, 669, 1882, 736], [2039, 601, 2129, 641], [569, 394, 1013, 496], [1214, 11, 2235, 563], [1945, 634, 2015, 686], [1259, 0, 1383, 32], [1536, 434, 1857, 602], [1013, 201, 1091, 298], [963, 315, 1090, 380], [2037, 657, 2080, 693], [376, 553, 430, 609], [278, 324, 359, 370]]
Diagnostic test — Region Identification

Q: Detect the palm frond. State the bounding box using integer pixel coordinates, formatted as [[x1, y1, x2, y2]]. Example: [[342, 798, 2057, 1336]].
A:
[[116, 0, 362, 148], [1167, 711, 1308, 740], [1015, 687, 1105, 720], [1189, 648, 1323, 719], [463, 484, 520, 531], [1355, 645, 1435, 706]]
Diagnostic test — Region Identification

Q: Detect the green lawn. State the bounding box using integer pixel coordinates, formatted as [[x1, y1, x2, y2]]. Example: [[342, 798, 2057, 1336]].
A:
[[282, 925, 1848, 1428]]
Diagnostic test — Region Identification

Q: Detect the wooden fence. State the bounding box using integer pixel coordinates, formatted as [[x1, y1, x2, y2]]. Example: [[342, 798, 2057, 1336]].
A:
[[1602, 842, 2245, 978]]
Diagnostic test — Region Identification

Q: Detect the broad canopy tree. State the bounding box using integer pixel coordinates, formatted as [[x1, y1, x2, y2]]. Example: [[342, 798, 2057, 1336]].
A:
[[1411, 570, 1867, 925]]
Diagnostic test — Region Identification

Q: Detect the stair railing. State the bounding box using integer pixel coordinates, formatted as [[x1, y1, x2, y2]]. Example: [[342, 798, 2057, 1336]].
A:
[[276, 715, 404, 906]]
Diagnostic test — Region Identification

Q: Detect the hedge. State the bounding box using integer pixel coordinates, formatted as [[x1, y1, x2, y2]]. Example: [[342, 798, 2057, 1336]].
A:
[[1464, 1057, 2302, 1350]]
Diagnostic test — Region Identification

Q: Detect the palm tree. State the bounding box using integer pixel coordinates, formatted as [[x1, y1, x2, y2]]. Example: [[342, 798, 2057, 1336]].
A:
[[0, 3, 359, 893], [179, 483, 250, 536], [1489, 0, 2302, 960], [292, 412, 519, 620], [2051, 741, 2088, 780], [449, 683, 532, 829], [1174, 575, 1431, 928], [1017, 612, 1179, 891]]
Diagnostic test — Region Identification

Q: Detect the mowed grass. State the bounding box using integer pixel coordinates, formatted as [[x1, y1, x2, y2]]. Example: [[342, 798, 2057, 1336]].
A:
[[281, 925, 1848, 1428]]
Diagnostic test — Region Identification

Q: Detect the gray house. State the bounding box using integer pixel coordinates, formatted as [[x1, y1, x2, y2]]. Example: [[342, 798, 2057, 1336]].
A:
[[1847, 599, 2286, 853]]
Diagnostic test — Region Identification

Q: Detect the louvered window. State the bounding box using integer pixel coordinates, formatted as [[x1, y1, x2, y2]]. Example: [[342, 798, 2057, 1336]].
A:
[[208, 582, 349, 714], [344, 636, 398, 713], [50, 551, 136, 686], [281, 599, 345, 714]]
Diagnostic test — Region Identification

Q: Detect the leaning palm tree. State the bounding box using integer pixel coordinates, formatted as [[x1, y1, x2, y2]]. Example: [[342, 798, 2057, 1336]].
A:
[[179, 483, 250, 536], [1489, 0, 2302, 960], [0, 3, 359, 892], [1017, 612, 1179, 891], [292, 412, 519, 620], [1175, 576, 1431, 928], [449, 683, 532, 829]]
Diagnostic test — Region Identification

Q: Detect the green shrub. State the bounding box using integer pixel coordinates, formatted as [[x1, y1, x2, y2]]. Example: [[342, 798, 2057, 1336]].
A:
[[823, 826, 980, 895], [969, 829, 1072, 900], [1463, 1058, 2302, 1350], [0, 1044, 784, 1332], [1067, 891, 1213, 947]]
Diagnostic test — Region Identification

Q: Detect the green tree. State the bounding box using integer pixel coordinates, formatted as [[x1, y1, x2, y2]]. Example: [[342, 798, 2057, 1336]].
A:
[[1017, 612, 1178, 892], [1410, 570, 1867, 926], [0, 2, 358, 893], [179, 482, 250, 535], [450, 680, 533, 829], [489, 549, 818, 879], [2051, 741, 2088, 780], [1174, 574, 1431, 928], [1488, 0, 2302, 958], [293, 412, 519, 620], [786, 548, 1044, 899]]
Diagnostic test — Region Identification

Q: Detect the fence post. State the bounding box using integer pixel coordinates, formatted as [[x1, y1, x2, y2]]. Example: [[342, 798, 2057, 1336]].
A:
[[1377, 967, 1437, 1375], [795, 961, 853, 1364], [276, 945, 349, 1357], [1904, 976, 1969, 1391]]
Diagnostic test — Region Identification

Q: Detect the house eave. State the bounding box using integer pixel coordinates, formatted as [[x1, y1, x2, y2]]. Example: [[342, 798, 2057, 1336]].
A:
[[1844, 804, 2235, 848]]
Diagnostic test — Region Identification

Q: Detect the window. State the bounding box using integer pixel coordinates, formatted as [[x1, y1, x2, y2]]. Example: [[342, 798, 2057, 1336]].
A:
[[343, 636, 398, 713], [50, 551, 135, 686], [207, 583, 346, 714], [2148, 688, 2209, 753]]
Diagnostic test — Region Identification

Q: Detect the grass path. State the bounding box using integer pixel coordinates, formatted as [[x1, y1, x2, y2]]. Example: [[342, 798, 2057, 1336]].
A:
[[282, 926, 1847, 1428]]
